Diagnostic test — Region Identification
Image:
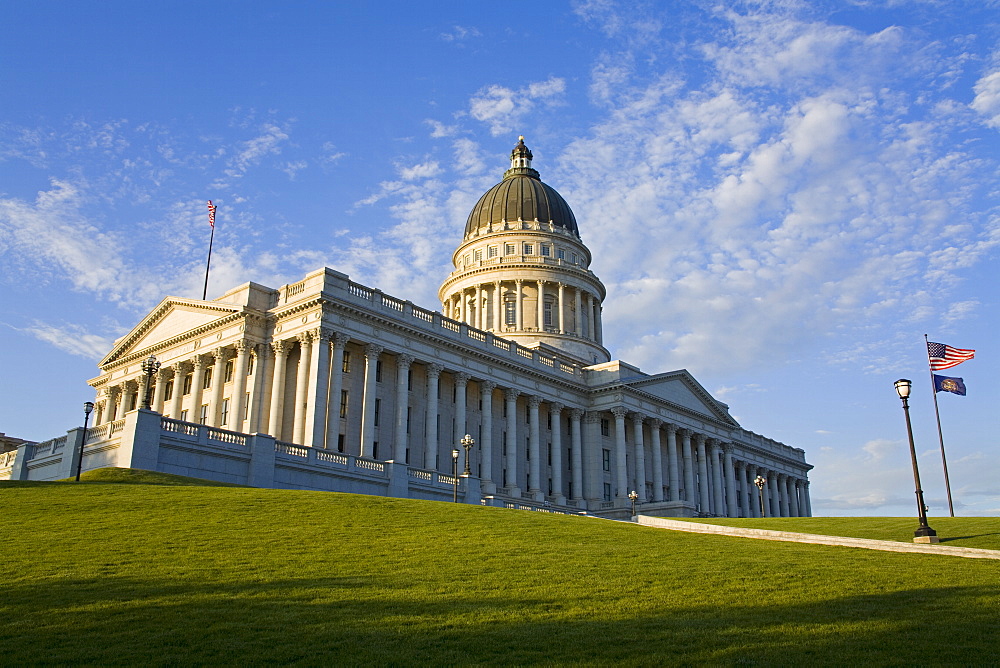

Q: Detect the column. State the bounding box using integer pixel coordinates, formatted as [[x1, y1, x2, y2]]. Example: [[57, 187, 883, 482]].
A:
[[769, 471, 781, 517], [802, 481, 812, 517], [557, 283, 566, 333], [208, 347, 228, 428], [735, 461, 749, 518], [454, 372, 470, 472], [632, 413, 647, 502], [137, 374, 150, 411], [583, 412, 603, 503], [106, 384, 121, 422], [480, 381, 497, 493], [594, 301, 604, 345], [247, 344, 271, 434], [292, 333, 313, 444], [151, 368, 168, 414], [186, 356, 207, 422], [681, 429, 695, 503], [574, 288, 583, 336], [536, 280, 545, 332], [711, 440, 724, 516], [611, 407, 628, 501], [584, 293, 593, 340], [649, 419, 664, 502], [423, 364, 443, 470], [778, 474, 789, 517], [747, 466, 760, 517], [303, 329, 331, 447], [696, 434, 710, 513], [474, 284, 486, 328], [493, 281, 502, 331], [550, 402, 564, 504], [790, 478, 801, 517], [230, 341, 250, 429], [528, 396, 542, 500], [393, 354, 414, 462], [324, 334, 347, 449], [570, 408, 584, 501], [360, 343, 382, 458], [666, 424, 680, 502], [168, 364, 185, 420], [504, 388, 520, 496], [515, 280, 523, 331], [267, 341, 289, 439], [723, 444, 737, 517]]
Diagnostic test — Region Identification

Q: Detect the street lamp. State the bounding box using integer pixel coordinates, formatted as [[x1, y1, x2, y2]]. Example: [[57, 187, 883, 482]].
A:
[[140, 355, 161, 409], [75, 401, 95, 482], [451, 448, 460, 503], [460, 433, 475, 476], [628, 489, 639, 517], [754, 475, 767, 517], [894, 379, 939, 543]]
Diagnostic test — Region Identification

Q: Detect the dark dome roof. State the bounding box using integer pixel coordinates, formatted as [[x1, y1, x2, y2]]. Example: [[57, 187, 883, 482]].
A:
[[465, 138, 579, 237]]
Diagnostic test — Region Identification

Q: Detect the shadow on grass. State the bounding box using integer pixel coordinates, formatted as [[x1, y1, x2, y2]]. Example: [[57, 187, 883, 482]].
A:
[[2, 575, 999, 665], [939, 533, 1000, 543]]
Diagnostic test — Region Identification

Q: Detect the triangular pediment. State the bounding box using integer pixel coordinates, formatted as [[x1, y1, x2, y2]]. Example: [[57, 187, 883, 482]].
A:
[[100, 298, 246, 367], [622, 370, 738, 426]]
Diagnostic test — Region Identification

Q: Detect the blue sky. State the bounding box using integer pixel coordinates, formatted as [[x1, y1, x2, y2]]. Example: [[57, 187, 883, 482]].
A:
[[1, 0, 998, 516]]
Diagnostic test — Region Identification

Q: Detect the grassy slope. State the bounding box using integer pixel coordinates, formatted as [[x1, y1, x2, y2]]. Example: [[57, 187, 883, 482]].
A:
[[3, 469, 999, 665]]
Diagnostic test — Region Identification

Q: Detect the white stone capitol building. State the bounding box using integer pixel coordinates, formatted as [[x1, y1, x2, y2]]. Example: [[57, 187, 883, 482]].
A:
[[3, 138, 812, 518]]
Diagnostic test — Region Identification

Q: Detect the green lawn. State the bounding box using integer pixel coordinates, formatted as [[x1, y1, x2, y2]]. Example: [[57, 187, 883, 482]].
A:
[[3, 469, 999, 665], [684, 516, 1000, 550]]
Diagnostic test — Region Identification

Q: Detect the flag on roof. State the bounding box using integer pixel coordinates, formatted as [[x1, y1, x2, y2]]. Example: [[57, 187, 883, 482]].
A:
[[927, 341, 975, 370], [207, 200, 217, 228]]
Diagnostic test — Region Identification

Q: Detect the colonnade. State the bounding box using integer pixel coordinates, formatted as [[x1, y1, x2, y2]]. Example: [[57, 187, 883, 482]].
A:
[[442, 280, 603, 344], [92, 330, 810, 516]]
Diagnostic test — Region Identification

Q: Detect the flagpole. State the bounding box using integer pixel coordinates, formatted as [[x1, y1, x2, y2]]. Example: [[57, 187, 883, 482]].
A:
[[924, 333, 955, 517], [202, 201, 216, 301]]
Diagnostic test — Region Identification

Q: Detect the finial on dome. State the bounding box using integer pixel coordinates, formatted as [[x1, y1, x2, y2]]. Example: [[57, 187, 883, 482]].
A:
[[507, 135, 536, 178], [518, 134, 524, 141]]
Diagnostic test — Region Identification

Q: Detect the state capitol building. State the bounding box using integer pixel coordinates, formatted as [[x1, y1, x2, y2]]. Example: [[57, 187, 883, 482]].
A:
[[3, 138, 813, 518]]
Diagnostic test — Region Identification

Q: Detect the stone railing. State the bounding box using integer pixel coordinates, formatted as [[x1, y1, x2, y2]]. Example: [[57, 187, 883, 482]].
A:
[[1, 450, 17, 467], [30, 435, 67, 458], [276, 441, 309, 458]]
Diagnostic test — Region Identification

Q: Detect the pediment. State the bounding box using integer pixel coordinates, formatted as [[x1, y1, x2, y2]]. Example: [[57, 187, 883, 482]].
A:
[[100, 298, 246, 367], [623, 370, 738, 426]]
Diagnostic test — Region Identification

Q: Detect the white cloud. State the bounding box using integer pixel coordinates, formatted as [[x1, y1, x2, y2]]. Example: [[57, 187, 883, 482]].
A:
[[970, 69, 1000, 129], [440, 25, 481, 42], [224, 123, 290, 179], [21, 321, 114, 359], [398, 161, 442, 181], [469, 77, 566, 136]]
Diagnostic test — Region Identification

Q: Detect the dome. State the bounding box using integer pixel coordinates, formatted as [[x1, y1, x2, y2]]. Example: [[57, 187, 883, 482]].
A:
[[464, 138, 579, 237]]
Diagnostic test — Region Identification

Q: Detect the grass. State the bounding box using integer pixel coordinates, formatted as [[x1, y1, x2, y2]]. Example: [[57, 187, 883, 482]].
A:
[[684, 516, 1000, 550], [2, 468, 999, 665]]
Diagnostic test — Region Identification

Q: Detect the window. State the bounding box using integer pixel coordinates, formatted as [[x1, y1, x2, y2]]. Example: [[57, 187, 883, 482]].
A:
[[474, 249, 482, 262], [199, 404, 209, 425], [464, 254, 471, 266], [604, 483, 612, 501], [548, 478, 553, 495], [572, 253, 578, 264], [374, 398, 380, 426], [203, 367, 212, 390], [488, 245, 498, 258], [247, 355, 255, 376], [182, 374, 193, 395], [523, 243, 533, 255], [505, 243, 516, 255], [342, 350, 351, 373], [544, 302, 553, 326], [337, 433, 345, 453], [128, 393, 137, 411], [547, 444, 552, 465], [407, 369, 413, 391], [602, 449, 611, 471], [164, 380, 173, 402], [541, 244, 550, 257], [340, 390, 348, 419], [505, 300, 516, 326], [375, 360, 382, 382], [601, 418, 610, 437], [557, 249, 565, 260], [221, 398, 230, 426], [224, 360, 234, 383], [244, 393, 251, 419], [406, 407, 412, 434], [373, 442, 379, 459], [547, 414, 552, 430], [180, 410, 188, 422]]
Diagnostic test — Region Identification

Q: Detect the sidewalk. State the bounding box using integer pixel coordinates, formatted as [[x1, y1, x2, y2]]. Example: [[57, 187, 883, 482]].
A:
[[636, 516, 1000, 560]]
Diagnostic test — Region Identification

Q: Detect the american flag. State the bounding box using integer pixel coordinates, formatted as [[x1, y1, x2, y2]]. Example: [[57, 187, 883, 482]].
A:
[[207, 200, 216, 228], [927, 341, 975, 370]]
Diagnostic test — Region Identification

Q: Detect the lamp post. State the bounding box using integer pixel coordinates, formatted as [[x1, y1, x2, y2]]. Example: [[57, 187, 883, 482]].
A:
[[460, 433, 475, 476], [75, 402, 95, 482], [628, 489, 639, 517], [894, 379, 939, 543], [451, 448, 460, 503], [754, 475, 767, 517], [140, 355, 161, 410]]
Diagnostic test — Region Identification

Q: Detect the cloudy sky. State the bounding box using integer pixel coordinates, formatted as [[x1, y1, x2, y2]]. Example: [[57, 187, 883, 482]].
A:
[[2, 0, 997, 516]]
